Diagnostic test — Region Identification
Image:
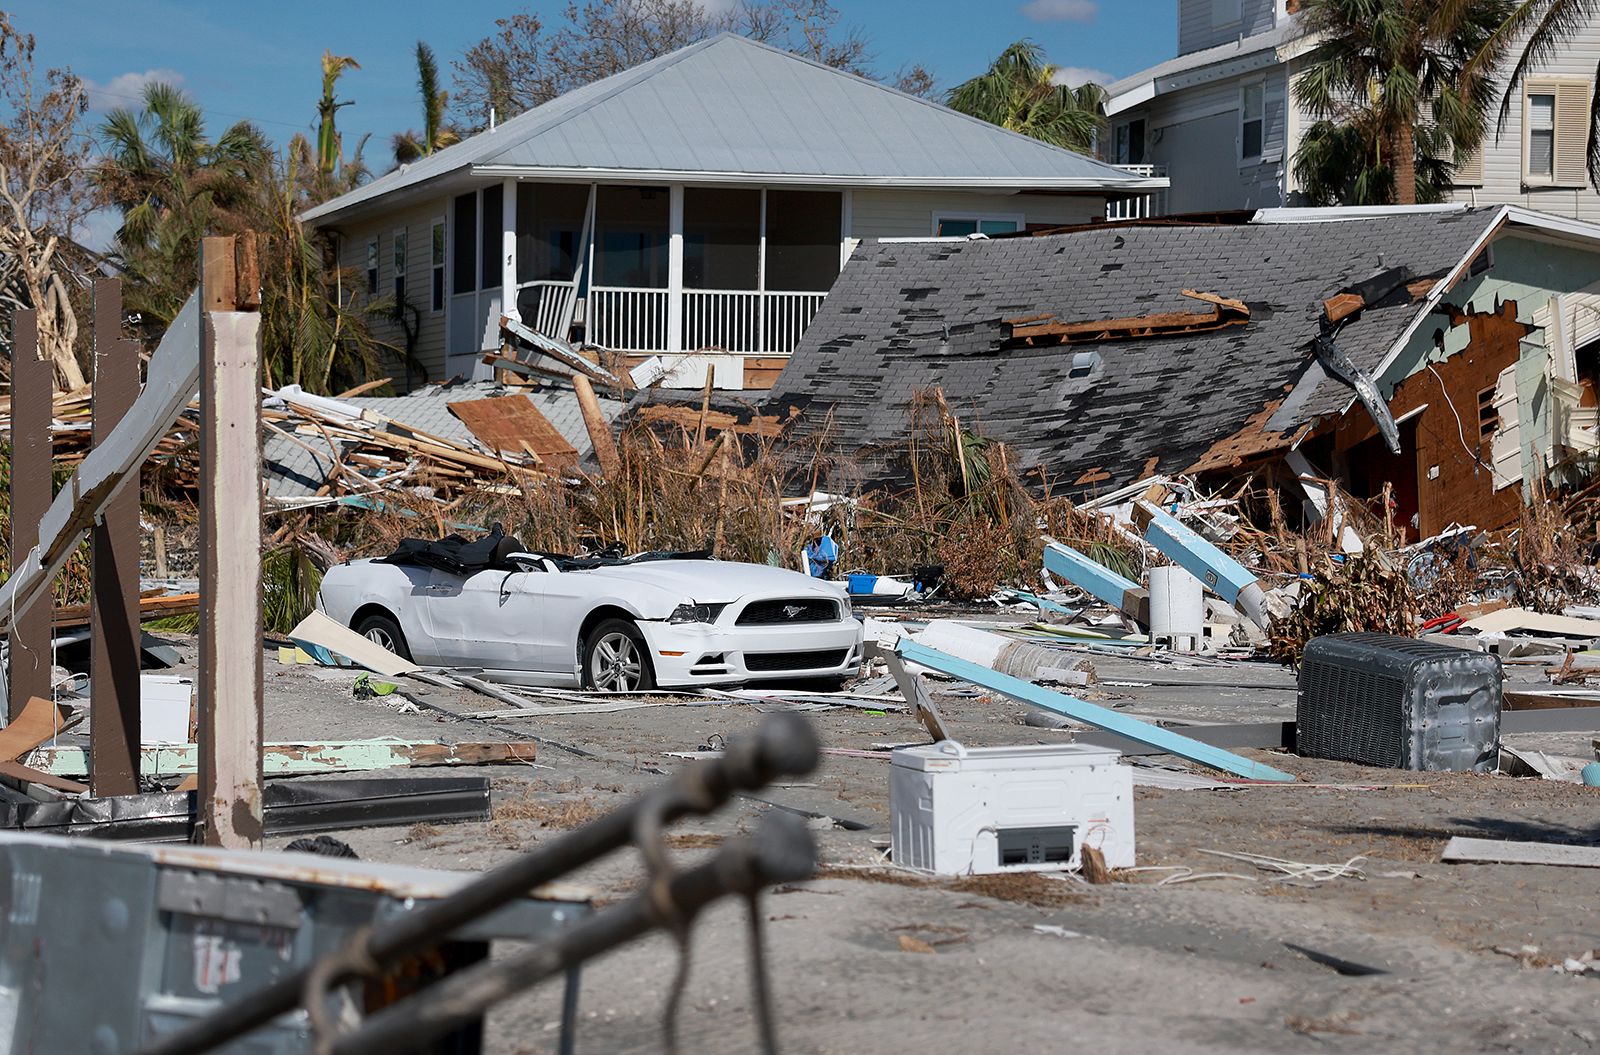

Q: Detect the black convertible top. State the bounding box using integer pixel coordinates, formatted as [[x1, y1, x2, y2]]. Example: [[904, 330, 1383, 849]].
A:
[[375, 525, 713, 575]]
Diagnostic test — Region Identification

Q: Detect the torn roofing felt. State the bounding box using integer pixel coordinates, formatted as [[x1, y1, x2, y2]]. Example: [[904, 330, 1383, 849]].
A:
[[767, 208, 1500, 494]]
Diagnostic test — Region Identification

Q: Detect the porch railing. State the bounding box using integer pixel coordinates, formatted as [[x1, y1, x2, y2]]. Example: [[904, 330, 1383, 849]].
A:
[[514, 279, 579, 340], [1107, 163, 1169, 220], [682, 289, 828, 356], [581, 287, 828, 356]]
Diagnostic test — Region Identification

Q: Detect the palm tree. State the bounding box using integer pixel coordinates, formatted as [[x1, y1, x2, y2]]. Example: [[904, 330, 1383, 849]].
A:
[[1467, 0, 1600, 186], [95, 82, 271, 328], [945, 41, 1104, 154], [392, 42, 460, 165], [314, 50, 361, 181], [1294, 0, 1510, 205]]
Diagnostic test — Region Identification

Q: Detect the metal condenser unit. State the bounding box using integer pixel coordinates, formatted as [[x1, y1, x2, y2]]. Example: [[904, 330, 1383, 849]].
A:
[[1297, 633, 1501, 772]]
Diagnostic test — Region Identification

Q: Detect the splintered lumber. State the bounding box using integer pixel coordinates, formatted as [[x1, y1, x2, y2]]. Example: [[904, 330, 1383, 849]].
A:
[[1323, 292, 1365, 323], [499, 314, 622, 387], [1441, 836, 1600, 869], [0, 292, 203, 636], [895, 637, 1298, 782], [52, 592, 200, 630], [27, 739, 537, 778], [0, 697, 75, 762], [573, 374, 620, 475], [447, 394, 574, 465], [1006, 288, 1250, 345], [635, 403, 786, 439]]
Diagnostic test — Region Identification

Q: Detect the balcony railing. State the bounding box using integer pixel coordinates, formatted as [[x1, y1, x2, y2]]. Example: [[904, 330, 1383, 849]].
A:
[[1107, 163, 1169, 220], [587, 286, 671, 353], [515, 279, 579, 339]]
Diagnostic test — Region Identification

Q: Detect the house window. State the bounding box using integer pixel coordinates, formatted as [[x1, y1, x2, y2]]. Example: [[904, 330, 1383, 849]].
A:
[[1114, 120, 1146, 165], [1212, 0, 1242, 26], [452, 192, 476, 295], [480, 184, 503, 290], [392, 228, 407, 315], [365, 237, 379, 296], [1478, 386, 1498, 438], [1241, 82, 1265, 162], [934, 214, 1022, 237], [1524, 79, 1594, 186], [430, 221, 446, 312]]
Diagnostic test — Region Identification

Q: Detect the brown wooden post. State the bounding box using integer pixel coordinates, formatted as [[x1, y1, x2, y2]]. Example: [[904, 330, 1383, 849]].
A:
[[197, 235, 264, 847], [89, 278, 143, 793], [8, 308, 52, 719]]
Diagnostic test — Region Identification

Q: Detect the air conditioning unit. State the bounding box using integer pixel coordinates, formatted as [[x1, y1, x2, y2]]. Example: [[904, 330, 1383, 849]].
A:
[[1297, 633, 1501, 772], [890, 741, 1134, 875]]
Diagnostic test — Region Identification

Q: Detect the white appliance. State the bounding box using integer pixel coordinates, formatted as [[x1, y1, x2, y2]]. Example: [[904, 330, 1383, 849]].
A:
[[890, 741, 1135, 875]]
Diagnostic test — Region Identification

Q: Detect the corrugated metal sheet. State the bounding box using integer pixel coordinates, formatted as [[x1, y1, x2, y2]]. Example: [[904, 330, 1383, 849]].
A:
[[305, 35, 1145, 224]]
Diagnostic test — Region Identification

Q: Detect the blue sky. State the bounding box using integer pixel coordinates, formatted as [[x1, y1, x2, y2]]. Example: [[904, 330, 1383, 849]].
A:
[[16, 0, 1178, 159]]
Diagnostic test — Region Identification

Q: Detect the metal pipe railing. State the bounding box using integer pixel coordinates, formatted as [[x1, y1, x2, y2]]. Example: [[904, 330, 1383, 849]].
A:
[[138, 712, 821, 1055]]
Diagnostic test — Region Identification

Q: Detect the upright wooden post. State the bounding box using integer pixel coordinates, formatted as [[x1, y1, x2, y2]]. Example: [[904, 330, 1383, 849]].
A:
[[7, 308, 52, 720], [197, 235, 264, 847], [89, 278, 143, 794]]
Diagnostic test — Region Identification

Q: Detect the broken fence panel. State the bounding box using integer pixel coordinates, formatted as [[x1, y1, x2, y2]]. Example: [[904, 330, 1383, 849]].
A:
[[28, 739, 538, 779], [893, 637, 1297, 783]]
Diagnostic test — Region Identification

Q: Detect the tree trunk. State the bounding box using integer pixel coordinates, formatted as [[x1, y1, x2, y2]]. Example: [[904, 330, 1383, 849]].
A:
[[1393, 121, 1417, 206]]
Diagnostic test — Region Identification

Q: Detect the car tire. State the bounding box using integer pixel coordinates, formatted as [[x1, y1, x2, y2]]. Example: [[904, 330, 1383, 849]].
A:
[[354, 611, 412, 661], [582, 618, 655, 692]]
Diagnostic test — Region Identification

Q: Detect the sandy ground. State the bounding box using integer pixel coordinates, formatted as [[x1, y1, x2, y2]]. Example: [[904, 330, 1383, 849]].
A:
[[139, 629, 1600, 1053]]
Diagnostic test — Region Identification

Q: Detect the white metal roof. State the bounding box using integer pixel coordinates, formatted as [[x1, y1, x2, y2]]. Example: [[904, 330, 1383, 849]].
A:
[[305, 34, 1158, 225], [1103, 20, 1303, 117]]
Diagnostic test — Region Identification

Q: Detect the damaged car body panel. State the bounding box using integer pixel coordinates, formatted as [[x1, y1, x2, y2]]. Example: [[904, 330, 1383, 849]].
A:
[[317, 548, 862, 690]]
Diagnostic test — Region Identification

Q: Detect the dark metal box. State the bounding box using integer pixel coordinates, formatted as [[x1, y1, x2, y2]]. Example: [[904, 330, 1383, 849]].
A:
[[1297, 633, 1501, 772]]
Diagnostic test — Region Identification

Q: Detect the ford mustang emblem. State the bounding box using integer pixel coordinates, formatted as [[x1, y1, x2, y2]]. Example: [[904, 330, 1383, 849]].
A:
[[783, 604, 804, 619]]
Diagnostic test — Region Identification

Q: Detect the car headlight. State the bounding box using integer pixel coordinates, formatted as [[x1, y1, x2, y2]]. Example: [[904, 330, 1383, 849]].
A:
[[840, 596, 852, 620], [668, 602, 726, 625]]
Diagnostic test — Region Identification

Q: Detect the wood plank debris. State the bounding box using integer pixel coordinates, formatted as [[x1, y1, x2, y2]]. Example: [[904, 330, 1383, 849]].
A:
[[447, 394, 576, 466], [1005, 288, 1249, 346], [28, 739, 537, 778], [288, 610, 420, 678], [1440, 836, 1600, 868], [0, 697, 75, 763]]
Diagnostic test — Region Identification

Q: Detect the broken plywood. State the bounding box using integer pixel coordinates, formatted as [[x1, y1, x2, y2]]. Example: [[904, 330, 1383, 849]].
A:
[[1441, 836, 1600, 868], [1006, 288, 1249, 346], [447, 394, 578, 466]]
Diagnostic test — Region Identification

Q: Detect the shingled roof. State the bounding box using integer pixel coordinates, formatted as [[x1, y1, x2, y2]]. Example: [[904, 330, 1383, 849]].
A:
[[766, 208, 1501, 494]]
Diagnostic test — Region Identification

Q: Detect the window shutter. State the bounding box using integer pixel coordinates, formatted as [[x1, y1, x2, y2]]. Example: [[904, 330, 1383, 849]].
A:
[[1453, 145, 1484, 186], [1262, 86, 1286, 163], [1554, 80, 1593, 187]]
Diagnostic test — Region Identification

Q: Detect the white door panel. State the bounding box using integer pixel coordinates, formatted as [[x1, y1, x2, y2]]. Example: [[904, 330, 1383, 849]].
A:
[[537, 572, 604, 678], [420, 568, 549, 669]]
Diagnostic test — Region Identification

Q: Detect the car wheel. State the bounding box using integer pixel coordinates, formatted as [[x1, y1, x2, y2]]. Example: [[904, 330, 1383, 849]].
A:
[[582, 619, 655, 692], [354, 611, 411, 661]]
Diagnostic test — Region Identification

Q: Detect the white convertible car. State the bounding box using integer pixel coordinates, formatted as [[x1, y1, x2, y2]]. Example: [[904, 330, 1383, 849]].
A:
[[317, 528, 864, 691]]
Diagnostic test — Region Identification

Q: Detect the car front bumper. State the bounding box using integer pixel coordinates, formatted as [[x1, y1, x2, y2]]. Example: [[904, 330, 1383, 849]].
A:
[[636, 618, 865, 686]]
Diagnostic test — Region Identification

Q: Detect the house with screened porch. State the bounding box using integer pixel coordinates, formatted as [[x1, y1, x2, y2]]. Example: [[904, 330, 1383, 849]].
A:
[[303, 33, 1165, 390]]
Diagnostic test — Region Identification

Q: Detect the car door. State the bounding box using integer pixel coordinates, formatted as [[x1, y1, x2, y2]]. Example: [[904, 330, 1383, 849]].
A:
[[420, 565, 550, 670]]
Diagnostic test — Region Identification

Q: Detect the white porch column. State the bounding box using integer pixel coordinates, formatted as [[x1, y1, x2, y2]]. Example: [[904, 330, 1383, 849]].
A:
[[501, 177, 518, 321], [840, 188, 854, 271], [667, 183, 684, 354]]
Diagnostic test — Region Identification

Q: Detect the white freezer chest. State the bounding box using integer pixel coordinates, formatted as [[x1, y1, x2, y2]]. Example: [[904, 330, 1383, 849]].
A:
[[890, 741, 1134, 875]]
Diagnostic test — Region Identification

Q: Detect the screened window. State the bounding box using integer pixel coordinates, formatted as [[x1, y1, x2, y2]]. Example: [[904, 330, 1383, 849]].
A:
[[1114, 119, 1146, 165], [516, 183, 589, 283], [452, 192, 476, 295], [593, 185, 669, 288], [1241, 83, 1265, 161], [684, 187, 759, 290], [1528, 92, 1555, 180], [480, 184, 503, 290], [430, 221, 445, 312], [765, 190, 842, 291]]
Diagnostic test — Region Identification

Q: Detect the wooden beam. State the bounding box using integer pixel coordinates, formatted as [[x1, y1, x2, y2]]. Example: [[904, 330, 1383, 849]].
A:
[[7, 308, 52, 719], [197, 301, 264, 849], [89, 278, 142, 795], [572, 374, 620, 476], [1323, 292, 1365, 324]]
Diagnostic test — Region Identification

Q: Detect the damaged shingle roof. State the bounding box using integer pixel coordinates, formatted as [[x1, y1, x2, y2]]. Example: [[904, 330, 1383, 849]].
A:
[[767, 209, 1499, 494]]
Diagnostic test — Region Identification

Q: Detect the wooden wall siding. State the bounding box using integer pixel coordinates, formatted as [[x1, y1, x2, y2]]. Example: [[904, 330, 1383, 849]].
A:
[[1331, 299, 1531, 538], [336, 199, 449, 385], [1132, 66, 1289, 212], [850, 189, 1108, 239]]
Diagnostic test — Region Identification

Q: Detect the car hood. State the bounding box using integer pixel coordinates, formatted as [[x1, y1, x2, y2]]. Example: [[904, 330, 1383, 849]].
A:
[[566, 560, 842, 604]]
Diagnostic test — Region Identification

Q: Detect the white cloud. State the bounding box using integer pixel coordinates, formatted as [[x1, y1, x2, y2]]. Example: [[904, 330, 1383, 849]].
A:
[[82, 69, 185, 111], [1052, 66, 1112, 88], [1020, 0, 1097, 22]]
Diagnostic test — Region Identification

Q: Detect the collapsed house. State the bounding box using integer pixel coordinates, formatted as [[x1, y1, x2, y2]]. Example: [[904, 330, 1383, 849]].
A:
[[767, 204, 1600, 540]]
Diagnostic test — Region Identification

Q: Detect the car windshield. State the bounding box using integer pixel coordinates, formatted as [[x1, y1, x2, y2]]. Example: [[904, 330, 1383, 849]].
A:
[[531, 549, 713, 572]]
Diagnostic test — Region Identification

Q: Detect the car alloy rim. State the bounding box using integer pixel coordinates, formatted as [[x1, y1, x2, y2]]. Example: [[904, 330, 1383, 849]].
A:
[[592, 631, 643, 691], [364, 626, 396, 651]]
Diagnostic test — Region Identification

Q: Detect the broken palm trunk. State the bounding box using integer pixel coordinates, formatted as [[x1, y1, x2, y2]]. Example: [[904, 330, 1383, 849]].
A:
[[1132, 500, 1270, 631]]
